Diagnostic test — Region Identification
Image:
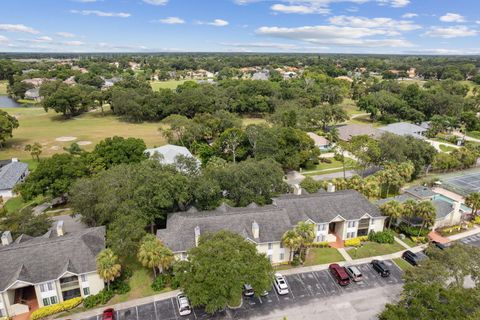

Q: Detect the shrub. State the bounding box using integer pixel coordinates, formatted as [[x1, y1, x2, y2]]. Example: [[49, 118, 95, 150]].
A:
[[368, 230, 395, 244], [151, 274, 167, 291], [83, 289, 114, 309], [110, 280, 130, 294], [300, 176, 321, 193], [474, 216, 480, 225], [345, 238, 361, 247], [311, 241, 329, 248], [31, 297, 82, 320], [397, 224, 429, 237], [291, 255, 301, 266], [170, 275, 181, 290], [411, 236, 428, 244]]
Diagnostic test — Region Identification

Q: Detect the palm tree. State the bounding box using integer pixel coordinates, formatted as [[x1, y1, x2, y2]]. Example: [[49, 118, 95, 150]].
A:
[[416, 201, 436, 236], [380, 200, 404, 229], [138, 234, 162, 277], [96, 249, 122, 290], [466, 192, 480, 216], [362, 176, 380, 199], [158, 246, 175, 273], [281, 230, 302, 262], [397, 162, 415, 182], [294, 221, 316, 259]]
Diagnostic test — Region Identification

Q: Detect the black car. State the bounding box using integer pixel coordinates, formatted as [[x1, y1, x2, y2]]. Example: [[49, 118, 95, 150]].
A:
[[402, 250, 421, 266], [432, 241, 447, 250], [371, 260, 390, 277]]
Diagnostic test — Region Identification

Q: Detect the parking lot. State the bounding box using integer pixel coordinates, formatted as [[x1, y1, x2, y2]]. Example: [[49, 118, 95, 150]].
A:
[[82, 260, 403, 320], [460, 234, 480, 247]]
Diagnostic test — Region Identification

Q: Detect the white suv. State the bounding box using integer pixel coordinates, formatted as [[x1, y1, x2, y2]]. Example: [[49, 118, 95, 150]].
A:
[[176, 293, 192, 316], [273, 273, 289, 295]]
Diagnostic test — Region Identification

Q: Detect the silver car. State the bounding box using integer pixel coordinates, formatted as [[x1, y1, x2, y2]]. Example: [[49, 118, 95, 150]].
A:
[[176, 293, 192, 316], [345, 266, 363, 282]]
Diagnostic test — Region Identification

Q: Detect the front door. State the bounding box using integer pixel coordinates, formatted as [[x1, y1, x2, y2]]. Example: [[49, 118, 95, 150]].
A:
[[328, 222, 336, 234]]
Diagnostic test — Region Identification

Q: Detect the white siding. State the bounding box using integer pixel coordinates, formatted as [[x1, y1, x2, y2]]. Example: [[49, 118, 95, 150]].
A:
[[369, 217, 386, 233], [256, 242, 288, 264], [315, 223, 328, 242], [86, 273, 104, 296]]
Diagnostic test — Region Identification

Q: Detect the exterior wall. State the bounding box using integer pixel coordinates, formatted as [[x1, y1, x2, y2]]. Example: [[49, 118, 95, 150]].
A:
[[85, 273, 104, 296], [0, 189, 13, 199], [256, 242, 289, 264], [335, 221, 346, 239], [369, 217, 385, 233], [36, 281, 61, 307], [0, 292, 6, 318], [314, 223, 329, 242], [2, 289, 15, 317], [345, 220, 358, 239]]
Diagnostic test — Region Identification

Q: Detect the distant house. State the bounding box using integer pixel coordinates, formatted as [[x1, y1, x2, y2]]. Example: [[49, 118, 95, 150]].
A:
[[377, 186, 470, 230], [307, 132, 331, 150], [0, 226, 105, 318], [337, 124, 381, 142], [0, 159, 29, 198], [378, 122, 427, 140], [145, 144, 200, 169], [101, 77, 121, 89], [21, 78, 47, 87], [251, 70, 269, 81], [24, 88, 40, 101], [282, 71, 297, 80], [157, 189, 386, 264], [63, 76, 77, 86]]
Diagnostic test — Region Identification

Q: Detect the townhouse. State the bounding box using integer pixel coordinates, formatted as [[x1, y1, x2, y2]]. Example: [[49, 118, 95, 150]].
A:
[[157, 189, 386, 265]]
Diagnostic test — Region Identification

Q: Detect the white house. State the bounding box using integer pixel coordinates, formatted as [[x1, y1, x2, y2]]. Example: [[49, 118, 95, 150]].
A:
[[0, 159, 29, 199], [145, 144, 200, 169]]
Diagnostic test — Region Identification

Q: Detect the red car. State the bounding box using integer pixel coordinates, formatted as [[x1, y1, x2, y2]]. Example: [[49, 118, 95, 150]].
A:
[[329, 264, 351, 286], [102, 308, 115, 320]]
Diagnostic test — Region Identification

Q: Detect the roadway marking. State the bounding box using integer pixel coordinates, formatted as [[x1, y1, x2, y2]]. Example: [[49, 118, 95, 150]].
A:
[[170, 298, 178, 320], [153, 299, 158, 320], [311, 271, 327, 295], [135, 306, 139, 320]]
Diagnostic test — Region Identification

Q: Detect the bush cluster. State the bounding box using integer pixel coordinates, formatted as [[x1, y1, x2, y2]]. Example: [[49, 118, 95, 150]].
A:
[[397, 224, 429, 237], [83, 290, 114, 309], [31, 297, 82, 320], [368, 230, 395, 244]]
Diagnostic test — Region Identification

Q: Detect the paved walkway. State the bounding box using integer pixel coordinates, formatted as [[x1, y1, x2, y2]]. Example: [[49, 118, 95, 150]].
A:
[[394, 236, 411, 249], [337, 248, 352, 261], [447, 225, 480, 241], [428, 231, 449, 244]]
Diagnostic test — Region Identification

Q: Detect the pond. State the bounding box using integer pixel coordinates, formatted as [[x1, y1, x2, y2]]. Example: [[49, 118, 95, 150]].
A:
[[0, 95, 34, 108]]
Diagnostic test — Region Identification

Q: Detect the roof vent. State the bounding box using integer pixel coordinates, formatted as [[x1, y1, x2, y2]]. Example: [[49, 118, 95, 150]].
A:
[[56, 220, 64, 237], [1, 231, 13, 246], [194, 226, 201, 247], [252, 221, 259, 239]]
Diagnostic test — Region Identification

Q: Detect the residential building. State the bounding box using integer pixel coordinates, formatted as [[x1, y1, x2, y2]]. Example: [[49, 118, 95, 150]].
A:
[[251, 70, 269, 81], [101, 77, 122, 90], [0, 159, 29, 198], [378, 122, 427, 140], [145, 144, 200, 170], [157, 189, 386, 265], [377, 186, 470, 230], [0, 225, 105, 318], [24, 88, 41, 101], [307, 132, 331, 150], [337, 124, 382, 142]]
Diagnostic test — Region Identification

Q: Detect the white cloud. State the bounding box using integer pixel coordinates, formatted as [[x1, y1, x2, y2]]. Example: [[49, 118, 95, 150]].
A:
[[34, 36, 53, 42], [63, 40, 85, 46], [424, 26, 477, 38], [73, 0, 100, 2], [439, 13, 465, 23], [0, 35, 9, 44], [402, 13, 418, 18], [56, 32, 76, 38], [221, 42, 300, 50], [328, 15, 421, 34], [158, 17, 185, 24], [378, 0, 410, 7], [143, 0, 168, 5], [271, 4, 329, 14], [70, 10, 131, 18], [256, 25, 414, 47], [406, 48, 480, 55], [0, 24, 39, 34], [198, 19, 229, 27]]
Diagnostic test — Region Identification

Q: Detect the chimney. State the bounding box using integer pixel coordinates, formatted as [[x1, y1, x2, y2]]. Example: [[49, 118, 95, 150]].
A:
[[252, 221, 259, 239], [293, 184, 302, 195], [194, 226, 201, 247], [1, 231, 13, 246], [11, 158, 18, 163], [56, 220, 64, 237], [327, 183, 336, 193]]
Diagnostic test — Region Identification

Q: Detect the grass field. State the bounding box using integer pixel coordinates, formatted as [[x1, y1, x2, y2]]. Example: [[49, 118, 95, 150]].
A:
[[347, 241, 405, 259], [0, 81, 7, 95], [0, 107, 167, 159], [439, 144, 456, 153], [341, 98, 364, 116], [392, 257, 413, 271], [304, 248, 345, 266], [150, 80, 186, 91]]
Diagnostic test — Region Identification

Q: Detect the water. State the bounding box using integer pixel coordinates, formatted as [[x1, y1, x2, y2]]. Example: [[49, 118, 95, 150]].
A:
[[0, 95, 33, 108], [433, 194, 471, 212]]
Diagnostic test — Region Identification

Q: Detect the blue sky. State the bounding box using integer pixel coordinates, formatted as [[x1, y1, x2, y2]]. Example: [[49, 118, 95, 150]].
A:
[[0, 0, 479, 54]]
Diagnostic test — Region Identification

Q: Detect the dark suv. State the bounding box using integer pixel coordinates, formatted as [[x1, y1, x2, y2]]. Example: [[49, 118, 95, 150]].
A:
[[371, 260, 390, 277], [329, 263, 351, 286], [402, 250, 421, 266]]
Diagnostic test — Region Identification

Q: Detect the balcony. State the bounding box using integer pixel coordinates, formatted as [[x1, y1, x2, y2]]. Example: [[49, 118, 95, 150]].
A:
[[60, 281, 80, 291]]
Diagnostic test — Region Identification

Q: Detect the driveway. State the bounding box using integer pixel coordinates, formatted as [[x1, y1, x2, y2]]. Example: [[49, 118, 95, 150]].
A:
[[81, 261, 403, 320]]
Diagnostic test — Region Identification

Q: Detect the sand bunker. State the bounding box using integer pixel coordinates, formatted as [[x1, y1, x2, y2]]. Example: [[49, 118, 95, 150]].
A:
[[77, 141, 92, 146], [55, 136, 77, 142]]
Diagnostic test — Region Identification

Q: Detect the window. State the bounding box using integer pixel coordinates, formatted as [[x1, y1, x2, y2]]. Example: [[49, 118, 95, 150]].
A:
[[47, 282, 53, 291], [279, 253, 284, 261], [267, 255, 272, 262], [40, 284, 46, 292], [268, 243, 273, 250], [348, 221, 356, 228], [279, 242, 283, 249], [81, 274, 87, 282], [83, 287, 90, 296], [50, 296, 57, 305], [0, 308, 5, 317], [43, 298, 50, 306], [370, 218, 375, 225], [318, 224, 326, 231]]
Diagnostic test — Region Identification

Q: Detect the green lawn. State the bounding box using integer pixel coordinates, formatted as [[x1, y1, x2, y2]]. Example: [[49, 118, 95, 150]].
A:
[[304, 248, 345, 266], [392, 257, 413, 271], [439, 144, 456, 153], [341, 98, 364, 116], [0, 107, 166, 159], [468, 131, 480, 140], [303, 158, 357, 175], [0, 80, 7, 95], [4, 194, 44, 213], [150, 80, 186, 91], [347, 241, 405, 259]]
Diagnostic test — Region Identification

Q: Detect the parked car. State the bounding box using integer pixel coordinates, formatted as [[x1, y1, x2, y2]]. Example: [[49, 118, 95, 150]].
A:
[[176, 293, 192, 316], [274, 273, 289, 295], [432, 240, 447, 250], [345, 265, 363, 282], [371, 260, 390, 277], [243, 284, 254, 296], [402, 250, 421, 266], [102, 308, 115, 320], [329, 264, 351, 286]]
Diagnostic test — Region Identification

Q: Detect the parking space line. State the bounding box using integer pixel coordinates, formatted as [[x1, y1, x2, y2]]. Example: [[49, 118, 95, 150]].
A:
[[296, 274, 314, 297], [273, 286, 280, 301], [153, 299, 158, 320], [170, 298, 179, 320], [192, 307, 197, 319], [135, 306, 139, 320], [311, 271, 327, 295]]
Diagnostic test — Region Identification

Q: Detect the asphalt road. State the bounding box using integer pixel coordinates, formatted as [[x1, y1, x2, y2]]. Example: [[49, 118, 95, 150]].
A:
[[83, 260, 403, 320], [459, 234, 480, 247]]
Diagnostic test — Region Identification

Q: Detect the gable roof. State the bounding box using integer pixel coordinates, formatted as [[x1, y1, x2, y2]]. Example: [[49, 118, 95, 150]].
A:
[[0, 226, 105, 292], [157, 190, 383, 253], [145, 144, 198, 166], [404, 186, 436, 199], [307, 132, 330, 147], [337, 124, 381, 141], [378, 122, 427, 140], [0, 161, 28, 190]]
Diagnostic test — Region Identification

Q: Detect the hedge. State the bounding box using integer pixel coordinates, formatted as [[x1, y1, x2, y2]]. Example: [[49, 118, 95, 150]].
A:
[[311, 241, 329, 248], [83, 289, 114, 309], [31, 297, 82, 320], [368, 230, 395, 244]]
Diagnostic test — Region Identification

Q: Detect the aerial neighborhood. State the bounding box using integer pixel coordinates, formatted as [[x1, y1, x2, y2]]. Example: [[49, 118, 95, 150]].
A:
[[1, 1, 480, 319]]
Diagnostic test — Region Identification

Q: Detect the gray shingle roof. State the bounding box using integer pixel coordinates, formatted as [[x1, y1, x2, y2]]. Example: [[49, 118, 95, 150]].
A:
[[157, 190, 383, 253], [337, 124, 381, 141], [378, 122, 427, 140], [0, 226, 105, 292], [404, 186, 436, 199], [0, 162, 28, 190], [145, 144, 199, 166]]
